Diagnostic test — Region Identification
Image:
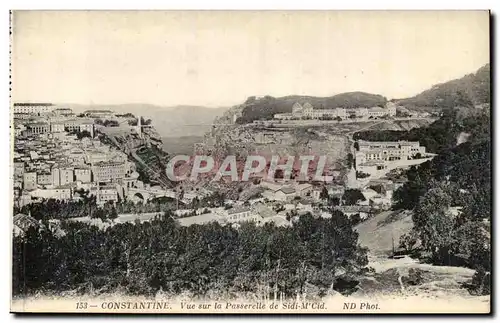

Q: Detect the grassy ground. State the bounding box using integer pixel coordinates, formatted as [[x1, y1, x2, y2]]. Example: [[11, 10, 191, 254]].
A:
[[355, 210, 413, 257]]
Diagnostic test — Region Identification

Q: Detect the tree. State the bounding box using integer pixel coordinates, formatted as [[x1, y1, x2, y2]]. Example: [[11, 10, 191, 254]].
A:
[[76, 130, 92, 139], [319, 187, 329, 200], [103, 120, 119, 127], [109, 207, 118, 220], [411, 181, 455, 264], [356, 171, 370, 179], [342, 189, 365, 206], [346, 153, 354, 169], [329, 196, 340, 207], [349, 213, 362, 226], [399, 232, 418, 254], [454, 90, 474, 108]]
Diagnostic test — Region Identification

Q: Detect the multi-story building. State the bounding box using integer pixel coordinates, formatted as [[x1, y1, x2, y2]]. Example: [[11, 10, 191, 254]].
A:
[[83, 110, 115, 119], [50, 123, 65, 133], [275, 101, 396, 121], [23, 172, 37, 190], [355, 140, 426, 164], [25, 122, 51, 135], [96, 185, 119, 205], [13, 162, 25, 177], [30, 187, 72, 201], [91, 161, 127, 182], [367, 107, 388, 118], [354, 108, 368, 118], [75, 168, 92, 183], [386, 102, 397, 116], [37, 173, 53, 186], [13, 103, 54, 115], [275, 102, 348, 120], [226, 206, 259, 223], [52, 107, 74, 116], [51, 119, 95, 137], [14, 124, 26, 136], [51, 167, 75, 186]]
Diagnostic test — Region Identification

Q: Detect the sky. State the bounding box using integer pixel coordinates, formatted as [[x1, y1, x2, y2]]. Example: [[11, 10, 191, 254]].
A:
[[11, 10, 490, 107]]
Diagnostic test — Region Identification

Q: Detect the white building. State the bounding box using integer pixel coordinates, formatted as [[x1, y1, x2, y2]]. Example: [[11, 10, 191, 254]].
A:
[[296, 183, 313, 197], [275, 101, 395, 121], [29, 187, 72, 201], [25, 122, 51, 135], [273, 186, 297, 202], [96, 185, 119, 205], [23, 172, 37, 190], [13, 103, 54, 115], [83, 109, 115, 119], [91, 161, 128, 182], [356, 140, 426, 164], [75, 168, 92, 183], [51, 167, 74, 186], [37, 173, 53, 186], [275, 102, 347, 120], [51, 119, 95, 137]]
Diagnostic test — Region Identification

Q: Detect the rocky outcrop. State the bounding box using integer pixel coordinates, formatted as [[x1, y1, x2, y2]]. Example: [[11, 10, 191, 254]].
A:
[[98, 124, 172, 188]]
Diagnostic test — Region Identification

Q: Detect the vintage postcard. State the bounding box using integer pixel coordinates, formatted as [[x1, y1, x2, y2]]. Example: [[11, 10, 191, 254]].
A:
[[10, 10, 491, 314]]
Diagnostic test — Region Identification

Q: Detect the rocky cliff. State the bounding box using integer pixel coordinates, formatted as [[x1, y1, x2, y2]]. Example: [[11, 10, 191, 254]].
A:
[[98, 124, 172, 188]]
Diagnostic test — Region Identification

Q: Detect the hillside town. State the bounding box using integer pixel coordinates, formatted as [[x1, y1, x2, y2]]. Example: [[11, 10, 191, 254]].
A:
[[13, 103, 184, 213], [10, 11, 491, 314], [12, 101, 434, 236]]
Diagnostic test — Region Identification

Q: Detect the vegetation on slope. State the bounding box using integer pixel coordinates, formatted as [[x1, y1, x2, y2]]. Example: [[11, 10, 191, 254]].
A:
[[354, 107, 490, 153], [395, 64, 490, 109], [13, 212, 368, 298], [385, 109, 491, 294]]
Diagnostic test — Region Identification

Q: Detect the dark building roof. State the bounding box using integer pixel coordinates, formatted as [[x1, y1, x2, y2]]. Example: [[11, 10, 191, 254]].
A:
[[279, 186, 296, 194], [14, 103, 53, 106], [13, 213, 40, 232], [228, 206, 251, 215]]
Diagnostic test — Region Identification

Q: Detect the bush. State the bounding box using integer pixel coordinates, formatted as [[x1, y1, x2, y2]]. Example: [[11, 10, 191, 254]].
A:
[[404, 268, 424, 286], [356, 171, 370, 179]]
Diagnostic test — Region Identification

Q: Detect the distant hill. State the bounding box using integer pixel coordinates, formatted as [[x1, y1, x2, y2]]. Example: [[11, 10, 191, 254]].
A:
[[65, 104, 227, 137], [395, 64, 490, 110], [237, 92, 387, 123]]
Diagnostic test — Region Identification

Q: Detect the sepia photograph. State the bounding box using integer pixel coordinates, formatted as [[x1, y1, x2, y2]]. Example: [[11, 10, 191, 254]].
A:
[[9, 10, 491, 314]]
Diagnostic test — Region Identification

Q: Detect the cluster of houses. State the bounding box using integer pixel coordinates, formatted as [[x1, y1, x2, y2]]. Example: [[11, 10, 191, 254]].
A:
[[12, 103, 168, 208], [171, 175, 404, 228], [354, 140, 433, 177]]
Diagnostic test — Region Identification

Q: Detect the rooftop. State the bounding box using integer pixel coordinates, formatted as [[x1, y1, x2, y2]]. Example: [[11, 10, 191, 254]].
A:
[[228, 206, 251, 215], [13, 213, 40, 230], [14, 103, 53, 106], [177, 213, 222, 226], [280, 186, 296, 194]]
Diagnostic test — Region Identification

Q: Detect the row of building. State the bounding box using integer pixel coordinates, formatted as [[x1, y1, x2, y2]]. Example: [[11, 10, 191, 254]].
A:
[[354, 140, 430, 177], [16, 118, 96, 137], [274, 102, 397, 120], [13, 103, 115, 119]]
